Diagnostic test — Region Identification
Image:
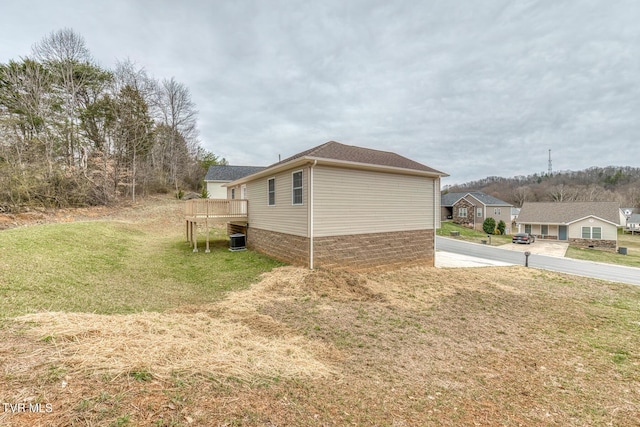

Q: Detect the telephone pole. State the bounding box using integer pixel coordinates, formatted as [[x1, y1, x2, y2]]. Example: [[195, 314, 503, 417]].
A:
[[548, 149, 552, 176]]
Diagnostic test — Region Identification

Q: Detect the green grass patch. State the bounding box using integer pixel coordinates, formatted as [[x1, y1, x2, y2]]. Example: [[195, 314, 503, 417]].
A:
[[437, 221, 512, 245], [565, 246, 640, 268], [565, 230, 640, 267], [0, 221, 284, 318]]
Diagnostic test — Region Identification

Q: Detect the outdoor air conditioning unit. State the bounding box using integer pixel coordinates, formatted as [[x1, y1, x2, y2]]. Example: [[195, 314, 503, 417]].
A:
[[229, 233, 246, 251]]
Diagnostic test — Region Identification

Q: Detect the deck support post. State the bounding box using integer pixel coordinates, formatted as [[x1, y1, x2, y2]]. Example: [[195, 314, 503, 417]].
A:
[[205, 219, 211, 253], [192, 221, 198, 252]]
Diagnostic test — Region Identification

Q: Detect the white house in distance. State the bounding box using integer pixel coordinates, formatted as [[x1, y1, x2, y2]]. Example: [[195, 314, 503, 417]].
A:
[[204, 165, 265, 199], [516, 201, 621, 251], [224, 141, 448, 270]]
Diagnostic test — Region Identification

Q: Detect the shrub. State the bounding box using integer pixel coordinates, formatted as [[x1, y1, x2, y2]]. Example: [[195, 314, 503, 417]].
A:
[[483, 217, 496, 235], [497, 220, 506, 235]]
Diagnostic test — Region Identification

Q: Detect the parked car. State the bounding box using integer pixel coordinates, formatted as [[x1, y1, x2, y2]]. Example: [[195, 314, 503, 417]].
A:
[[512, 233, 536, 244]]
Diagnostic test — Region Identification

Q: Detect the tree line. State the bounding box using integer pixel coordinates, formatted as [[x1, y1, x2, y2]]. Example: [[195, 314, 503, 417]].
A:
[[446, 166, 640, 208], [0, 28, 224, 212]]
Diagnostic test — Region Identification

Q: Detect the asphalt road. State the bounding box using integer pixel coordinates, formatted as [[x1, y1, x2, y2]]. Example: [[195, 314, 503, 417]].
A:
[[436, 236, 640, 286]]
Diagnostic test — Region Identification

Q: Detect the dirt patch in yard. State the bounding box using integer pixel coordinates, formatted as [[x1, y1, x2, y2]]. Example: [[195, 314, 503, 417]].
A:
[[3, 264, 640, 426]]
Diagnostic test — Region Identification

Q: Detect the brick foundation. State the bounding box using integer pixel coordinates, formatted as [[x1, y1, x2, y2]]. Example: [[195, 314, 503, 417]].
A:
[[314, 229, 434, 270], [247, 228, 310, 266], [569, 238, 617, 252], [247, 228, 435, 270]]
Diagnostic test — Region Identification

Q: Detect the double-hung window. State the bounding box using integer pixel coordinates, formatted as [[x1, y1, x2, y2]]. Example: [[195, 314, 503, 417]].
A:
[[267, 178, 275, 206], [582, 226, 602, 239], [458, 207, 467, 217], [292, 171, 303, 205]]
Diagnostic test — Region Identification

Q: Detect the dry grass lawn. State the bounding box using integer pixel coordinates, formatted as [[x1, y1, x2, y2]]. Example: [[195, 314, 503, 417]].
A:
[[1, 198, 639, 426]]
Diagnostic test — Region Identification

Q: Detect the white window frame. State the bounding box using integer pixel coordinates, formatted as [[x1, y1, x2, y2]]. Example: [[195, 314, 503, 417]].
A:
[[477, 208, 483, 217], [292, 170, 303, 205], [267, 177, 275, 206], [494, 207, 501, 215], [458, 207, 467, 217], [581, 226, 602, 239]]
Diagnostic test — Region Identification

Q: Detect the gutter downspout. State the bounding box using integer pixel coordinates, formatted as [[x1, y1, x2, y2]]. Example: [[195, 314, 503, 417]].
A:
[[434, 178, 438, 264], [309, 160, 317, 270]]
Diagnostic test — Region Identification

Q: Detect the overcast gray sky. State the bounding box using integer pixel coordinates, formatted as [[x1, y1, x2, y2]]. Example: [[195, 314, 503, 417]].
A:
[[2, 0, 639, 185]]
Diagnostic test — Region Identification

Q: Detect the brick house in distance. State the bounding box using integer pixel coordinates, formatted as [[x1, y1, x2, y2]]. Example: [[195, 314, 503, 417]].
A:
[[441, 191, 513, 232], [224, 141, 448, 270]]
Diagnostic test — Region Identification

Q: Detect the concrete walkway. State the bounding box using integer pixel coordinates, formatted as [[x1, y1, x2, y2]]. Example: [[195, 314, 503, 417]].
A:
[[436, 251, 513, 268]]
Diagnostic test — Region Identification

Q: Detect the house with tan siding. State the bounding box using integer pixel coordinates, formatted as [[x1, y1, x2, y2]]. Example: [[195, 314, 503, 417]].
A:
[[516, 201, 621, 251], [224, 141, 447, 270], [441, 192, 513, 233]]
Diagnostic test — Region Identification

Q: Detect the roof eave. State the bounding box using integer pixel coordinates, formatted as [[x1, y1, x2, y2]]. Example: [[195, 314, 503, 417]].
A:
[[225, 155, 448, 187], [566, 215, 620, 226]]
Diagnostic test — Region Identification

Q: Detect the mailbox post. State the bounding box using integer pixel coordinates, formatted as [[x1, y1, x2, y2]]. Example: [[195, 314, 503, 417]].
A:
[[524, 251, 531, 267]]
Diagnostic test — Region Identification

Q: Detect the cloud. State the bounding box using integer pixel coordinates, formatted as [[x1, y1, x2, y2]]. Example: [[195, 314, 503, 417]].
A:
[[2, 0, 639, 184]]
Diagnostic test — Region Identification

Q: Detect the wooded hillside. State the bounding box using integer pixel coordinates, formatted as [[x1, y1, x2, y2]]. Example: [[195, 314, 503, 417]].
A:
[[0, 29, 223, 212], [446, 166, 640, 208]]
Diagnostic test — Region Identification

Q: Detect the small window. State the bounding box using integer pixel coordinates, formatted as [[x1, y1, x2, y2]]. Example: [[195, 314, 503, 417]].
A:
[[477, 208, 483, 217], [494, 208, 501, 215], [592, 227, 602, 239], [231, 188, 235, 199], [267, 178, 275, 206], [292, 170, 303, 205], [458, 207, 467, 217]]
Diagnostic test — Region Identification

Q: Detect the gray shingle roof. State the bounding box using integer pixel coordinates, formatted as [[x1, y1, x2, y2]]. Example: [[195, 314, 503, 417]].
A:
[[441, 191, 511, 207], [627, 213, 640, 224], [271, 141, 447, 175], [517, 202, 621, 225], [205, 165, 266, 182]]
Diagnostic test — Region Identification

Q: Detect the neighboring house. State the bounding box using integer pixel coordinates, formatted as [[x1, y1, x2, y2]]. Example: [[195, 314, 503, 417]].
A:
[[626, 213, 640, 233], [204, 165, 265, 199], [511, 207, 521, 224], [516, 201, 621, 250], [621, 208, 639, 229], [441, 191, 513, 232], [225, 141, 448, 270]]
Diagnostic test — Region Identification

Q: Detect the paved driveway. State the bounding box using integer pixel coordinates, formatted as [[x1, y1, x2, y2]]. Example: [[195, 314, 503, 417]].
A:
[[499, 240, 569, 257], [436, 237, 640, 286]]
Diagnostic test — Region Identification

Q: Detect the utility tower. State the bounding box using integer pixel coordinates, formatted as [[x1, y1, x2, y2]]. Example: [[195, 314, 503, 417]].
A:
[[548, 149, 552, 175]]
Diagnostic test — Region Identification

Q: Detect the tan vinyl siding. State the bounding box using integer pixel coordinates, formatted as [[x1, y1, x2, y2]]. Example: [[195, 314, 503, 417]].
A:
[[206, 181, 228, 199], [569, 218, 617, 240], [313, 165, 435, 237], [245, 167, 308, 237], [435, 178, 441, 229]]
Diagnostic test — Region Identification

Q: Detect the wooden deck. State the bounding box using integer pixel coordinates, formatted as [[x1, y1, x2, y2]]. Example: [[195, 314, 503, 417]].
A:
[[184, 199, 248, 252]]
